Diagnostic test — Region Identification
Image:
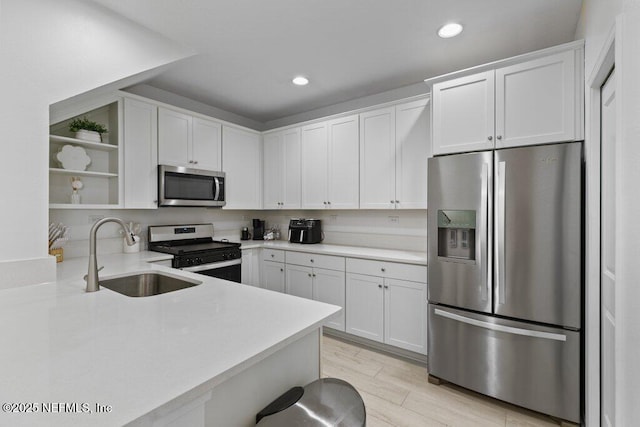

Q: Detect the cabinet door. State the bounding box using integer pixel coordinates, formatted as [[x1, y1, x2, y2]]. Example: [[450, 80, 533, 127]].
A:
[[327, 115, 359, 209], [241, 248, 261, 287], [222, 126, 262, 209], [123, 98, 158, 209], [285, 264, 313, 299], [495, 50, 576, 148], [158, 107, 191, 166], [192, 117, 222, 171], [281, 128, 301, 209], [313, 268, 346, 331], [359, 107, 396, 209], [346, 273, 384, 342], [432, 71, 495, 155], [263, 132, 284, 209], [384, 278, 427, 354], [395, 98, 430, 209], [301, 122, 328, 209], [262, 261, 285, 293]]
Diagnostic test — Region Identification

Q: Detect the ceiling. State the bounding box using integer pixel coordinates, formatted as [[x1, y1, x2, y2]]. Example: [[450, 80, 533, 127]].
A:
[[91, 0, 583, 123]]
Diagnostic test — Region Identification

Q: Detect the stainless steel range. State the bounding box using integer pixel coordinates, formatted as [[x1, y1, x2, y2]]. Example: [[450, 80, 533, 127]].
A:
[[148, 224, 241, 283]]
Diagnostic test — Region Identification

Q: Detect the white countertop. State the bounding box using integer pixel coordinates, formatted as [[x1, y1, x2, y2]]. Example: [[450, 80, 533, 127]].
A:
[[0, 252, 339, 426], [238, 241, 428, 265]]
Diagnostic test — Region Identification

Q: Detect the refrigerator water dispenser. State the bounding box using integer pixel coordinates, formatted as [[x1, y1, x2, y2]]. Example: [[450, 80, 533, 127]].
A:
[[437, 210, 476, 261]]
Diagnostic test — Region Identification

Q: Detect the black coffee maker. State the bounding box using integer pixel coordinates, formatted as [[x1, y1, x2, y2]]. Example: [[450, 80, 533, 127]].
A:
[[252, 219, 265, 240]]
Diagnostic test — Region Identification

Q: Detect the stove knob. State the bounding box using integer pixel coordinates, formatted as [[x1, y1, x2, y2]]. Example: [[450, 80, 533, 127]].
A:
[[195, 257, 202, 264]]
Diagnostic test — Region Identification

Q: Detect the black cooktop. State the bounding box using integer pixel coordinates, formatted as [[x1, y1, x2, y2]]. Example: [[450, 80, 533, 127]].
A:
[[149, 239, 240, 256]]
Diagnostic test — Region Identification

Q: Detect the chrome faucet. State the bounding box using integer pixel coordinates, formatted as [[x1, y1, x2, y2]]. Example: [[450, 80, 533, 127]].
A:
[[85, 217, 137, 292]]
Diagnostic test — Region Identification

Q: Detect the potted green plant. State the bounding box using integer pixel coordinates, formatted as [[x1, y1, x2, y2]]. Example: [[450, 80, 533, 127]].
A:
[[69, 116, 108, 142]]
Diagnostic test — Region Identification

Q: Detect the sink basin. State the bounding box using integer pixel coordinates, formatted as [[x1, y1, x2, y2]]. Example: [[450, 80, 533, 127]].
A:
[[100, 272, 202, 297]]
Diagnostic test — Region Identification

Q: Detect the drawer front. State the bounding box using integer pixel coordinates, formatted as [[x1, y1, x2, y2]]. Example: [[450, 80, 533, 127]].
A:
[[285, 251, 345, 271], [346, 258, 427, 282], [262, 248, 285, 263]]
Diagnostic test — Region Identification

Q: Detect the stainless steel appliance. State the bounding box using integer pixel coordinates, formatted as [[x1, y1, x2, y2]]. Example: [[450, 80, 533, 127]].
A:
[[148, 224, 241, 282], [158, 165, 225, 207], [427, 142, 582, 424], [288, 219, 323, 244]]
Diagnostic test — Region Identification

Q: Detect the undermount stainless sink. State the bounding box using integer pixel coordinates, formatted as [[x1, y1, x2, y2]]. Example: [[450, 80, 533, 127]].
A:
[[100, 272, 202, 297]]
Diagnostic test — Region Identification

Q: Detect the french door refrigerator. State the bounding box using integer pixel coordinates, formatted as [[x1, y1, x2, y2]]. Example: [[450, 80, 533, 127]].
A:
[[427, 142, 582, 424]]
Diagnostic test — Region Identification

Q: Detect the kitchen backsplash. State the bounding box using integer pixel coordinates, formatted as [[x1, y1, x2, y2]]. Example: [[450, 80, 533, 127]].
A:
[[49, 208, 428, 259]]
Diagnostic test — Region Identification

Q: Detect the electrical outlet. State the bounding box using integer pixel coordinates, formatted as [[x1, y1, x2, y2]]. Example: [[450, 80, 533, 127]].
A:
[[388, 216, 400, 224], [88, 215, 105, 224]]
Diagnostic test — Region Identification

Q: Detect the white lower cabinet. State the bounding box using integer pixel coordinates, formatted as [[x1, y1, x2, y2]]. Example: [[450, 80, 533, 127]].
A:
[[262, 260, 285, 293], [241, 248, 261, 287], [285, 263, 346, 331], [346, 259, 427, 354]]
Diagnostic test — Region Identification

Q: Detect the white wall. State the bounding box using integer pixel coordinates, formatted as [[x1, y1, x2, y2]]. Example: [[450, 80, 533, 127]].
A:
[[576, 1, 640, 425], [0, 0, 191, 287]]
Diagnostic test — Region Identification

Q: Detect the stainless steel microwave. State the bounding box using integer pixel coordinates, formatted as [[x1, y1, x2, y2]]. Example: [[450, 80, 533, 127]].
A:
[[158, 165, 225, 207]]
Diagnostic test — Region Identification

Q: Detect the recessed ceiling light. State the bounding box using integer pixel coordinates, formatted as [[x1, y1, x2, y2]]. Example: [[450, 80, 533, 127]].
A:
[[292, 76, 309, 86], [438, 23, 463, 38]]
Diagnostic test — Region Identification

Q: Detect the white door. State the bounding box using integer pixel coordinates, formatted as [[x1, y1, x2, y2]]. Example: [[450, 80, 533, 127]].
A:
[[495, 50, 576, 148], [158, 107, 191, 166], [262, 132, 283, 209], [192, 117, 222, 171], [432, 71, 495, 155], [301, 122, 328, 209], [281, 127, 301, 208], [123, 98, 158, 209], [359, 107, 396, 209], [313, 268, 346, 331], [395, 98, 430, 209], [384, 278, 427, 354], [345, 273, 384, 342], [262, 261, 285, 293], [600, 69, 617, 427], [327, 115, 359, 209], [285, 264, 313, 299]]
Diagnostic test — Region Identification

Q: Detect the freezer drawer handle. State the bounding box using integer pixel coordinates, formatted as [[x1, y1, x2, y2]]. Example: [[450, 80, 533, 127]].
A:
[[434, 308, 567, 342]]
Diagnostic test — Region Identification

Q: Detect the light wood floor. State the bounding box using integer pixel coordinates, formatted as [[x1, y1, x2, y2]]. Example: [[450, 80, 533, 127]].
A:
[[321, 335, 561, 427]]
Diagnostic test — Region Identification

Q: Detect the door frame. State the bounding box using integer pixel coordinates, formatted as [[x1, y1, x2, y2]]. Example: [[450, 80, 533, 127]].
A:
[[585, 22, 618, 427]]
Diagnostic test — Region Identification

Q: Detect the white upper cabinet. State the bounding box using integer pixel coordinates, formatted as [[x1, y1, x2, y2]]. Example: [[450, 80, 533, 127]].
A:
[[495, 50, 576, 149], [327, 115, 360, 209], [360, 98, 430, 209], [263, 127, 301, 209], [394, 98, 430, 209], [432, 72, 495, 155], [301, 116, 359, 209], [359, 107, 396, 209], [192, 117, 222, 171], [222, 125, 262, 209], [123, 98, 158, 209], [431, 44, 582, 155], [158, 107, 222, 170]]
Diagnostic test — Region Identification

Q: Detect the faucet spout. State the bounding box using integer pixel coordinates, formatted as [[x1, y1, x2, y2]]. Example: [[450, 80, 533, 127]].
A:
[[86, 217, 137, 292]]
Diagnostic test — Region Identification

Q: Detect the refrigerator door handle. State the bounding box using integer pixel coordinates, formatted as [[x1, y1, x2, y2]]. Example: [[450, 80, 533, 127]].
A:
[[434, 308, 567, 342], [480, 162, 491, 302], [495, 160, 506, 305]]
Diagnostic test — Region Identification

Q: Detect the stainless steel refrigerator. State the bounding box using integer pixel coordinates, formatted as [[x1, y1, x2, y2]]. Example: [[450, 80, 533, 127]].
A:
[[427, 142, 582, 424]]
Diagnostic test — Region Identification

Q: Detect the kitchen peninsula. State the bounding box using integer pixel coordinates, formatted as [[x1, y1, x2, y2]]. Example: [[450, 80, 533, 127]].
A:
[[0, 252, 339, 426]]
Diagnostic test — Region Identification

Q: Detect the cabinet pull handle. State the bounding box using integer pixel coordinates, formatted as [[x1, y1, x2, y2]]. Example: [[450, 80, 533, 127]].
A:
[[280, 268, 283, 272], [497, 135, 502, 140], [488, 136, 493, 141], [194, 160, 198, 164], [327, 201, 331, 205], [381, 268, 386, 272], [313, 274, 316, 277], [308, 273, 312, 277], [378, 284, 383, 289], [271, 254, 274, 258], [384, 285, 389, 289], [310, 259, 314, 263], [395, 200, 399, 204], [390, 200, 395, 204]]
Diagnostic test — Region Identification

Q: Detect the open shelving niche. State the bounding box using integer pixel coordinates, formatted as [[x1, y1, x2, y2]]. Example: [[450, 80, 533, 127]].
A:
[[49, 101, 122, 208]]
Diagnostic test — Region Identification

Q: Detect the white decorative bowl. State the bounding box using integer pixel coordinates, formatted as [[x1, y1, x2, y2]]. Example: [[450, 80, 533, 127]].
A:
[[75, 130, 102, 142]]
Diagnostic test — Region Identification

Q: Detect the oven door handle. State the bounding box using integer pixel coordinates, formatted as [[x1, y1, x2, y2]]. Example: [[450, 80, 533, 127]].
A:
[[181, 258, 241, 273]]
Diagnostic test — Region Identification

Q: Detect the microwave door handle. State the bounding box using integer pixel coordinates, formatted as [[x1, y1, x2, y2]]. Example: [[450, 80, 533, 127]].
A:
[[300, 229, 305, 243], [213, 177, 221, 201]]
